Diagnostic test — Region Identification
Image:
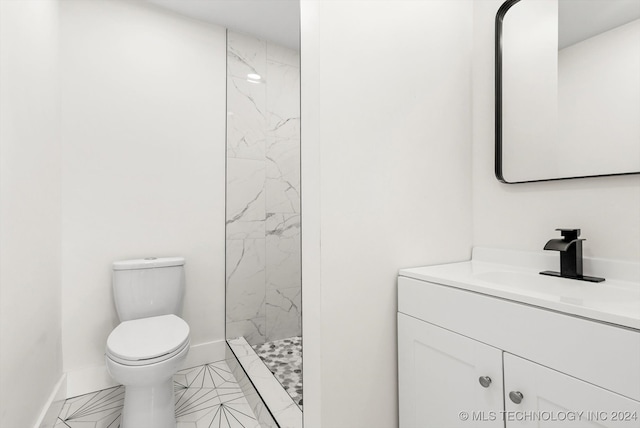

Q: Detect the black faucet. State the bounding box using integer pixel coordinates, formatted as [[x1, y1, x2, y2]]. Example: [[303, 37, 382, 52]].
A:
[[540, 229, 605, 282]]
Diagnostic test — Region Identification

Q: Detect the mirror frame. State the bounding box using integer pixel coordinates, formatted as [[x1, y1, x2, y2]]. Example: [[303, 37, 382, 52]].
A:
[[495, 0, 640, 184]]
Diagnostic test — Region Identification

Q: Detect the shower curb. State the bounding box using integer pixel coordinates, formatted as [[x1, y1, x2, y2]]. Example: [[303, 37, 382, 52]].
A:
[[227, 337, 302, 428]]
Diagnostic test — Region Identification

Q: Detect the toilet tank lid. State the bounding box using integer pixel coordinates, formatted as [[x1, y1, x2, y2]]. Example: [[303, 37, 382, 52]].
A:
[[113, 257, 185, 271]]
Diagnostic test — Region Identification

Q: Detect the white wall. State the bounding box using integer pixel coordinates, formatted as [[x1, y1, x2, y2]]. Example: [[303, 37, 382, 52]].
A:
[[0, 1, 63, 426], [558, 19, 640, 177], [301, 1, 474, 427], [473, 0, 640, 262], [60, 0, 227, 383]]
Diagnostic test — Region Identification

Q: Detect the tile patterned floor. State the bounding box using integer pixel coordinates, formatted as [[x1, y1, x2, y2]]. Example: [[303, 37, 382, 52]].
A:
[[55, 361, 260, 428], [252, 336, 302, 409]]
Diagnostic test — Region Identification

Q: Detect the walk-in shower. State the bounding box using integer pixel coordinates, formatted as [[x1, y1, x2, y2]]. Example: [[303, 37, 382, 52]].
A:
[[224, 26, 302, 427]]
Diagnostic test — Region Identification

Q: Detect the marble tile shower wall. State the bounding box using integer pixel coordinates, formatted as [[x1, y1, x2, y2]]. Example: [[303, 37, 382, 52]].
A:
[[226, 31, 301, 346]]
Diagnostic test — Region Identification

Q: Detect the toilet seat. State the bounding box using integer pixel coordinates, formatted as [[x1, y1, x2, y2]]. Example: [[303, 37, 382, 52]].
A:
[[106, 314, 190, 366]]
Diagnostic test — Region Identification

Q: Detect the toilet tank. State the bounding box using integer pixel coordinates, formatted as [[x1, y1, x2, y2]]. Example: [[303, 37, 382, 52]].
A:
[[112, 257, 185, 321]]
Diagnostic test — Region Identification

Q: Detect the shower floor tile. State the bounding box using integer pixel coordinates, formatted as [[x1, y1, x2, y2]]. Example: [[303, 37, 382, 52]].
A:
[[54, 361, 260, 428], [252, 336, 302, 409]]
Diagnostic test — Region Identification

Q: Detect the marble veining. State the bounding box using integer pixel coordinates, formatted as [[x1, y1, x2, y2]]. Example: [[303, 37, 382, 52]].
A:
[[226, 239, 266, 323], [227, 32, 266, 80], [266, 287, 301, 340], [227, 76, 266, 160], [226, 30, 301, 346], [226, 158, 266, 240], [227, 317, 266, 346], [266, 213, 300, 238]]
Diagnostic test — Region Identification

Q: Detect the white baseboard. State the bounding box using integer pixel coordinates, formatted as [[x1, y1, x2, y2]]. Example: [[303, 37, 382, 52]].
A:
[[182, 339, 226, 369], [34, 374, 67, 428], [65, 339, 226, 399], [66, 364, 118, 399]]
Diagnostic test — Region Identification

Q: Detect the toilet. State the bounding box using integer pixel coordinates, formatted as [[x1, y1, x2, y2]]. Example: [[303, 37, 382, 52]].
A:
[[105, 257, 190, 428]]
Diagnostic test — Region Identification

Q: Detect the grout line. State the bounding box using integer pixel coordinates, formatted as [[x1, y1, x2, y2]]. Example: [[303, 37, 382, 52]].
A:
[[54, 362, 258, 427]]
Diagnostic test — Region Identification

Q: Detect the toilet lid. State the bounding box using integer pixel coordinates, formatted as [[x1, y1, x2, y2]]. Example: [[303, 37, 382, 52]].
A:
[[106, 314, 189, 362]]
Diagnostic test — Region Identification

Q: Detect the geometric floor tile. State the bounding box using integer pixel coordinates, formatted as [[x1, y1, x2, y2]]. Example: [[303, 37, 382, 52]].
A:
[[174, 362, 259, 428], [252, 336, 302, 409], [54, 386, 124, 428], [55, 361, 260, 428]]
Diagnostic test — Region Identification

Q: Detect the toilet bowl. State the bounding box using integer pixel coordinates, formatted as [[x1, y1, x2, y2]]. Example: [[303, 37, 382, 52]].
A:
[[105, 314, 190, 428]]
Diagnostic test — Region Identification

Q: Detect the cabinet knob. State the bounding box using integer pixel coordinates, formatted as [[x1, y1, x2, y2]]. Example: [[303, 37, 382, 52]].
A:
[[478, 376, 492, 388], [509, 391, 524, 404]]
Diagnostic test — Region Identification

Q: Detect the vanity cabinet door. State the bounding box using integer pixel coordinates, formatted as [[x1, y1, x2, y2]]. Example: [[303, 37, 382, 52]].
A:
[[504, 353, 640, 428], [398, 313, 504, 428]]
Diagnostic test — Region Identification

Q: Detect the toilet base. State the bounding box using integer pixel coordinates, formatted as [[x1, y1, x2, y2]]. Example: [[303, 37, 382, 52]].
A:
[[105, 339, 190, 428], [105, 320, 191, 428], [121, 378, 176, 428]]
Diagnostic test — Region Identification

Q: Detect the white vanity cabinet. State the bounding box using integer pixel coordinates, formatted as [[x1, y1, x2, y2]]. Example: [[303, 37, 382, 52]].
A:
[[398, 272, 640, 428], [398, 313, 504, 427], [503, 354, 640, 428]]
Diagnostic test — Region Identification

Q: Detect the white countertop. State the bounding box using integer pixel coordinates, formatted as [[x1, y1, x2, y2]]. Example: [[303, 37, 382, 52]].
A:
[[399, 247, 640, 330]]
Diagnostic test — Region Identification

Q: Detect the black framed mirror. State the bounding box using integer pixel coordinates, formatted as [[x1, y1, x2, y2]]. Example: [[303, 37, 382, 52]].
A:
[[496, 0, 640, 183]]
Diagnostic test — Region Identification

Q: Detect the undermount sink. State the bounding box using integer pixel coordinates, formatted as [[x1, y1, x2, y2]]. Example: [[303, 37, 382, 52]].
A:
[[399, 247, 640, 329]]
